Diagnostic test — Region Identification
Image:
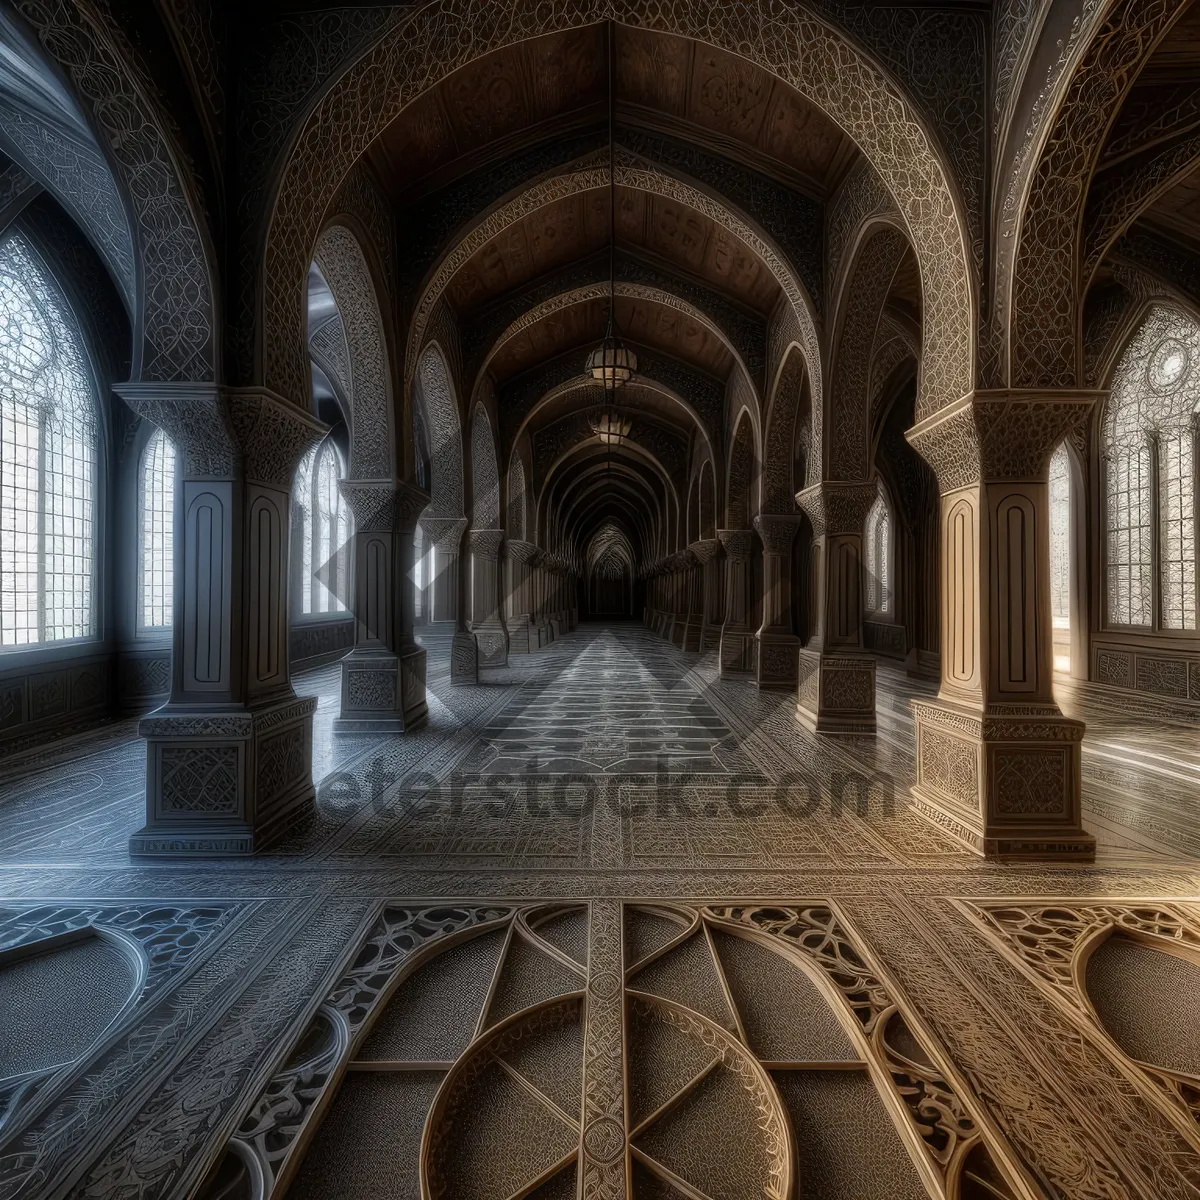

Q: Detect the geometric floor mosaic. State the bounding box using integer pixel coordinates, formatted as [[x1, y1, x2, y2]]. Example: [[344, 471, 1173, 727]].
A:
[[1, 625, 1199, 1197]]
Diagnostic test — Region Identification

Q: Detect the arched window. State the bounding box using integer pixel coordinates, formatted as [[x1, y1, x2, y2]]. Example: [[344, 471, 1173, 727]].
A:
[[864, 483, 891, 616], [139, 428, 176, 630], [0, 233, 97, 649], [1104, 305, 1199, 630], [292, 438, 350, 616]]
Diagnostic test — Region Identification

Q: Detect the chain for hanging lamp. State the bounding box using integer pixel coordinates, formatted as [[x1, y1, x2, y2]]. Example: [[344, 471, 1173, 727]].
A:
[[586, 18, 637, 391]]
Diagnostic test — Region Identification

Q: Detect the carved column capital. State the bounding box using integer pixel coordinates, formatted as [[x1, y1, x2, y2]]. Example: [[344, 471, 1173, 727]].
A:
[[340, 479, 431, 533], [116, 381, 239, 478], [226, 387, 328, 486], [117, 383, 329, 486], [906, 389, 1103, 492], [419, 515, 468, 552], [752, 513, 802, 555], [506, 538, 540, 564], [688, 538, 720, 564], [468, 528, 505, 559], [717, 528, 754, 562], [794, 482, 877, 537]]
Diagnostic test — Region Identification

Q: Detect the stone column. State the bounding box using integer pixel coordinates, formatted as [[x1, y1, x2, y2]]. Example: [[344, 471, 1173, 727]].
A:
[[421, 516, 476, 683], [794, 482, 878, 733], [118, 384, 325, 855], [668, 551, 693, 648], [754, 514, 802, 688], [469, 528, 508, 667], [905, 389, 1098, 860], [334, 481, 429, 732], [505, 538, 538, 652], [717, 529, 755, 675], [691, 539, 721, 652]]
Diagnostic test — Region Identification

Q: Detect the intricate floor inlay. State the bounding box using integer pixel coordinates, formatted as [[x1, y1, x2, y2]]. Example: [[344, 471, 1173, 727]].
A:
[[1, 626, 1199, 1197]]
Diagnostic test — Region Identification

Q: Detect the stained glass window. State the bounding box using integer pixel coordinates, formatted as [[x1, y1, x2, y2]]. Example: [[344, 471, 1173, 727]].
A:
[[864, 484, 891, 616], [1104, 305, 1199, 630], [0, 233, 96, 649], [139, 428, 176, 630], [292, 438, 350, 616]]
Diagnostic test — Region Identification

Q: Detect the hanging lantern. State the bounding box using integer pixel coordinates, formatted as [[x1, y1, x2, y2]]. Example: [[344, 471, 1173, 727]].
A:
[[586, 338, 637, 388], [590, 407, 632, 445]]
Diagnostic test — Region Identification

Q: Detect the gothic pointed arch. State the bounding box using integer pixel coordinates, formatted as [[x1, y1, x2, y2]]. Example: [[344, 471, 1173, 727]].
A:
[[12, 0, 217, 383], [829, 222, 911, 481], [257, 5, 973, 422], [726, 410, 757, 531], [413, 342, 463, 519], [312, 222, 394, 478], [470, 403, 500, 530]]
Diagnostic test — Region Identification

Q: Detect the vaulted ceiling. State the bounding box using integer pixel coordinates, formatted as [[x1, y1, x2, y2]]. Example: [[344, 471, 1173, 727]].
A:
[[370, 23, 852, 567]]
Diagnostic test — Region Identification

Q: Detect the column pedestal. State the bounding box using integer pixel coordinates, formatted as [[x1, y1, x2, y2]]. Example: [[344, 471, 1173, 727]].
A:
[[754, 515, 801, 688], [794, 482, 878, 733], [422, 516, 476, 684], [469, 528, 508, 667], [717, 530, 755, 675], [120, 384, 325, 855], [505, 540, 538, 653], [905, 389, 1098, 860], [334, 481, 430, 733]]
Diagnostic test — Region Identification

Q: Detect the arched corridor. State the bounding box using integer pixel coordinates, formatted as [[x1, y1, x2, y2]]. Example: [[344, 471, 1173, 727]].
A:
[[2, 3, 1200, 1195]]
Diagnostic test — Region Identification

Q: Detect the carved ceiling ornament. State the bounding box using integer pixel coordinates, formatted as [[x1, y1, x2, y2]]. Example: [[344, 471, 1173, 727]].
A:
[[1006, 0, 1184, 390], [13, 0, 216, 383], [313, 223, 393, 479], [259, 0, 973, 419]]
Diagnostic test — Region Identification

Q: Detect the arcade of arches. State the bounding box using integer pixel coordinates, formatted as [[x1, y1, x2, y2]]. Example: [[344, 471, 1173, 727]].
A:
[[4, 4, 1200, 1198]]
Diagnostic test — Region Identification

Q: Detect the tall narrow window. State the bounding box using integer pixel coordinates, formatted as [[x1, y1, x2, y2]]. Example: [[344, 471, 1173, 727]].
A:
[[864, 484, 891, 616], [1104, 306, 1199, 631], [139, 428, 176, 629], [292, 438, 350, 616], [0, 234, 96, 648], [1049, 441, 1071, 671]]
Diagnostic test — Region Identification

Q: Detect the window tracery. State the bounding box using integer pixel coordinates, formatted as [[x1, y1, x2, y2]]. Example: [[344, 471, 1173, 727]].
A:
[[1103, 305, 1199, 630], [0, 233, 96, 649], [292, 437, 350, 617], [139, 428, 176, 631], [865, 483, 892, 617]]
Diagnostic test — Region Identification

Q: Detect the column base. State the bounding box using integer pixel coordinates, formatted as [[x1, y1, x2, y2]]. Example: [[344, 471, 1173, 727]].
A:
[[471, 620, 509, 667], [508, 616, 535, 653], [537, 621, 555, 648], [450, 631, 479, 684], [910, 698, 1095, 861], [795, 650, 876, 734], [131, 694, 317, 856], [756, 632, 799, 689], [681, 617, 703, 653], [333, 647, 427, 733], [719, 628, 756, 675]]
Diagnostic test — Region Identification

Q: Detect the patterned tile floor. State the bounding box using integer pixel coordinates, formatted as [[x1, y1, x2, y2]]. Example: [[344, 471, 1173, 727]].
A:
[[2, 624, 1199, 1199]]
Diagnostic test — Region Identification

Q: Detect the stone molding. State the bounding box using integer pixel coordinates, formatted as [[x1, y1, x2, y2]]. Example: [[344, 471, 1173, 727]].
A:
[[906, 389, 1103, 492], [795, 482, 878, 538], [716, 529, 753, 562], [340, 480, 430, 533]]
